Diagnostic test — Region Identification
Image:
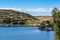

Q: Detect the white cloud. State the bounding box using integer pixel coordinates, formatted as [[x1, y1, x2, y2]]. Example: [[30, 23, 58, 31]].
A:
[[24, 8, 53, 12], [0, 7, 53, 13], [0, 7, 23, 12]]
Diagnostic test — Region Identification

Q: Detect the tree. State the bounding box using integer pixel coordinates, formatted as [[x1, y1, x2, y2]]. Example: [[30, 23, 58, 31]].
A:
[[52, 8, 60, 40], [3, 18, 11, 24]]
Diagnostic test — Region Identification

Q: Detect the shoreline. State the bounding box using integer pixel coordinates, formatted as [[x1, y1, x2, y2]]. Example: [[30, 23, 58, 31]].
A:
[[0, 25, 54, 31], [0, 25, 36, 27]]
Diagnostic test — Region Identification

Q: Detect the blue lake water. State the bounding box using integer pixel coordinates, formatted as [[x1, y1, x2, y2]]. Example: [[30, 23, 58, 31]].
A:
[[0, 26, 54, 40]]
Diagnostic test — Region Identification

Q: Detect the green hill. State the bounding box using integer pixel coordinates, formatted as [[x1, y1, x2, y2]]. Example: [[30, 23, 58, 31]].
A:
[[0, 9, 37, 26]]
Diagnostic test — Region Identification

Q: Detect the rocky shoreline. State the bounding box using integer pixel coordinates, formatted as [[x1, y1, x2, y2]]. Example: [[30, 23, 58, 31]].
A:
[[36, 24, 54, 31], [38, 26, 53, 31], [36, 20, 53, 31]]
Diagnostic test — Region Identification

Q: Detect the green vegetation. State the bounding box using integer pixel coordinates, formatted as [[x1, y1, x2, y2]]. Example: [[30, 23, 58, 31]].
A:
[[38, 20, 53, 31], [52, 8, 60, 40], [0, 9, 37, 26], [0, 9, 54, 26]]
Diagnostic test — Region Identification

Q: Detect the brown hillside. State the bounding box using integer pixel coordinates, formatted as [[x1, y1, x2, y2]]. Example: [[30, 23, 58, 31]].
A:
[[35, 16, 53, 22]]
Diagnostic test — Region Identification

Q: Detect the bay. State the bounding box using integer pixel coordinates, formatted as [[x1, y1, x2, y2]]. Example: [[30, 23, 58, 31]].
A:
[[0, 26, 54, 40]]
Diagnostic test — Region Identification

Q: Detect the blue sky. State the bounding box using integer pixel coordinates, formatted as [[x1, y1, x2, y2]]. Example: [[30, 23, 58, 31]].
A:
[[0, 0, 60, 16]]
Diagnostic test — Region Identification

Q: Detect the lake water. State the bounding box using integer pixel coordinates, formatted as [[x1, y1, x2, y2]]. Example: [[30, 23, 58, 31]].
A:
[[0, 26, 54, 40]]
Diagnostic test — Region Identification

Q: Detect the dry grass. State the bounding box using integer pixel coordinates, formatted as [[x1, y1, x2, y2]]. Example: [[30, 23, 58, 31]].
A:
[[35, 16, 52, 22]]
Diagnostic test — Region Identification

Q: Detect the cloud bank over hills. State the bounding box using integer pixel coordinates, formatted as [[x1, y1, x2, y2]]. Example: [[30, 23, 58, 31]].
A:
[[0, 7, 53, 13]]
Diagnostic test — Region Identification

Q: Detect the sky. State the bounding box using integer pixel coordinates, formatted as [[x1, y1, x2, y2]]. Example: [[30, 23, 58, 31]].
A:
[[0, 0, 60, 16]]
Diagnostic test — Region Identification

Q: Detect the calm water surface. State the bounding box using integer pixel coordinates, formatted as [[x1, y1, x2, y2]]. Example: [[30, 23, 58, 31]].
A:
[[0, 26, 54, 40]]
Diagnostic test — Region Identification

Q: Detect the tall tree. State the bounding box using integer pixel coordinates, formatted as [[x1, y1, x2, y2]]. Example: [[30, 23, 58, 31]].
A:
[[52, 8, 60, 40]]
